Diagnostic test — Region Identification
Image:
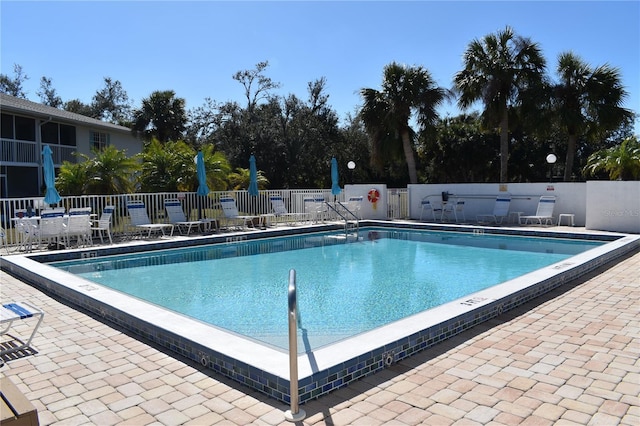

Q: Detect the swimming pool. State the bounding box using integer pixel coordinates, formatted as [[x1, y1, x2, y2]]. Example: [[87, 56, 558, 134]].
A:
[[2, 221, 638, 403], [51, 229, 602, 352]]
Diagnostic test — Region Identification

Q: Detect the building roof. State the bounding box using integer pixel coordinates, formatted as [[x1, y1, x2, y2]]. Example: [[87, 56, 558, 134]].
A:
[[0, 93, 133, 133]]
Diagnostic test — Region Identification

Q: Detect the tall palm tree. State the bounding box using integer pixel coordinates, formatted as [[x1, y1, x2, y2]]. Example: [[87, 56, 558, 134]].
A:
[[132, 90, 187, 142], [583, 136, 640, 181], [553, 52, 632, 181], [454, 26, 546, 183], [360, 62, 445, 184]]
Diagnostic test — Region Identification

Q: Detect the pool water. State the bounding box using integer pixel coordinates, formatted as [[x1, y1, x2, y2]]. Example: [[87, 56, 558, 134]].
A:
[[52, 229, 602, 351]]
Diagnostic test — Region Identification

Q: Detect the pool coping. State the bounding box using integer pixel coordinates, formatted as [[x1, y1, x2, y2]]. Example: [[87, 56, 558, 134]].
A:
[[1, 221, 638, 403]]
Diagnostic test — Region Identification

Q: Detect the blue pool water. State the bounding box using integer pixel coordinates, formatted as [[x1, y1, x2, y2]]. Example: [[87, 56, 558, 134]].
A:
[[52, 229, 602, 351]]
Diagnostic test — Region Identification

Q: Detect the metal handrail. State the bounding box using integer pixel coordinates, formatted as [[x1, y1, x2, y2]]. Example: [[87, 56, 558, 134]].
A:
[[326, 202, 359, 238], [284, 269, 305, 422]]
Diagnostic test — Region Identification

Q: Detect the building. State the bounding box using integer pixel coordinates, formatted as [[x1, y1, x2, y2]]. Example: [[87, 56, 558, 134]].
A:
[[0, 93, 142, 198]]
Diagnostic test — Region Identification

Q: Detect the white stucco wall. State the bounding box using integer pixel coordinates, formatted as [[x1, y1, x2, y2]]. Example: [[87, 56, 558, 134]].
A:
[[344, 184, 388, 220], [585, 181, 640, 233], [407, 183, 587, 226]]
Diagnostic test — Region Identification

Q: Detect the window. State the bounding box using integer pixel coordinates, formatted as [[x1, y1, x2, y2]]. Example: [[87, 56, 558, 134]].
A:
[[1, 113, 13, 139], [14, 116, 36, 141], [90, 131, 109, 150], [41, 122, 76, 146], [59, 124, 76, 146]]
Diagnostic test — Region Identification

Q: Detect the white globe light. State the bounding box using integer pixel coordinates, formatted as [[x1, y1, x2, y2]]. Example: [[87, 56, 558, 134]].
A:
[[546, 154, 557, 164], [347, 161, 356, 170]]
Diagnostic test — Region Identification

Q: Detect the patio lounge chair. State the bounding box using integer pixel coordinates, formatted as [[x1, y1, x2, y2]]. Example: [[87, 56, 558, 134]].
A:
[[477, 196, 511, 224], [164, 199, 216, 235], [520, 196, 556, 225], [126, 201, 174, 238], [91, 205, 115, 244], [1, 301, 45, 356], [219, 197, 256, 230], [269, 196, 305, 225]]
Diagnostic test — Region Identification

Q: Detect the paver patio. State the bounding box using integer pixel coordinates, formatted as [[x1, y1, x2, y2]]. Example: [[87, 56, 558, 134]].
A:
[[0, 247, 638, 425]]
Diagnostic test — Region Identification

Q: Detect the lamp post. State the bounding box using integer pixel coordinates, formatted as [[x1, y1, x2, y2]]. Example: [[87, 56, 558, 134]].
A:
[[546, 154, 557, 183], [347, 161, 356, 184]]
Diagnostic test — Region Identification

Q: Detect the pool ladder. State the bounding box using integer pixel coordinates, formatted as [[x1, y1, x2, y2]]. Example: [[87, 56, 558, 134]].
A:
[[325, 202, 359, 240], [285, 269, 306, 422]]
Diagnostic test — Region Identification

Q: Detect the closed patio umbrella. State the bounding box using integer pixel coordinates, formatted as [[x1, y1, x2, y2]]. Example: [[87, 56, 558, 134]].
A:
[[248, 155, 259, 197], [331, 157, 341, 199], [195, 151, 209, 219], [42, 145, 61, 205], [196, 151, 209, 196]]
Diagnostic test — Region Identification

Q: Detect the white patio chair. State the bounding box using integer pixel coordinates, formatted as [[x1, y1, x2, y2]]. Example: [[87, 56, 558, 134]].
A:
[[91, 205, 115, 244], [36, 209, 66, 249], [304, 195, 328, 223], [419, 197, 442, 221], [65, 207, 92, 247], [442, 199, 466, 223]]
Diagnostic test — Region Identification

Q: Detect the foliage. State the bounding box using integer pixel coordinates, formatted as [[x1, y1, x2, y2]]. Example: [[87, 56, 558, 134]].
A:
[[583, 136, 640, 180], [0, 64, 29, 98], [132, 90, 187, 142], [454, 26, 546, 183], [360, 62, 446, 184], [227, 167, 269, 191], [92, 77, 133, 125], [56, 161, 89, 195], [552, 52, 633, 181], [138, 140, 231, 192], [83, 145, 139, 194], [37, 77, 63, 108]]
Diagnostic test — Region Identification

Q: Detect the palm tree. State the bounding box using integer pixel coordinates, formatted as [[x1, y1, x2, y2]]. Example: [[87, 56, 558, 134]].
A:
[[553, 52, 632, 181], [227, 167, 269, 191], [583, 136, 640, 180], [454, 26, 546, 183], [132, 90, 187, 142], [360, 62, 445, 184], [56, 161, 89, 195], [83, 145, 139, 194]]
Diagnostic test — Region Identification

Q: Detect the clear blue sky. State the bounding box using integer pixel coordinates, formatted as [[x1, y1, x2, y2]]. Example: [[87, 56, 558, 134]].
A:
[[2, 1, 638, 132]]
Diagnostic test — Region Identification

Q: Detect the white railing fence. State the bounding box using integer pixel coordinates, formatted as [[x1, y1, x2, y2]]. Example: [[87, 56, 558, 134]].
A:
[[0, 188, 408, 247]]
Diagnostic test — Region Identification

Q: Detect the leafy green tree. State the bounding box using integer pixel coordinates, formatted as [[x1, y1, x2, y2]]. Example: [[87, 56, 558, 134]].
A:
[[552, 52, 633, 181], [83, 145, 139, 194], [92, 77, 133, 125], [64, 99, 96, 117], [37, 77, 63, 108], [454, 26, 546, 183], [132, 90, 187, 142], [419, 113, 499, 182], [0, 64, 28, 98], [583, 136, 640, 180], [360, 62, 445, 184], [56, 161, 89, 195]]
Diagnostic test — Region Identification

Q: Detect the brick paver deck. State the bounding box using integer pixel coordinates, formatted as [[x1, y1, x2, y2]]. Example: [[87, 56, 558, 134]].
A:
[[1, 249, 638, 425]]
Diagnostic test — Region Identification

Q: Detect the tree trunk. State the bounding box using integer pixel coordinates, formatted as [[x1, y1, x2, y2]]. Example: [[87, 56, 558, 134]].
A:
[[401, 130, 418, 184], [564, 134, 577, 181], [499, 108, 509, 183]]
